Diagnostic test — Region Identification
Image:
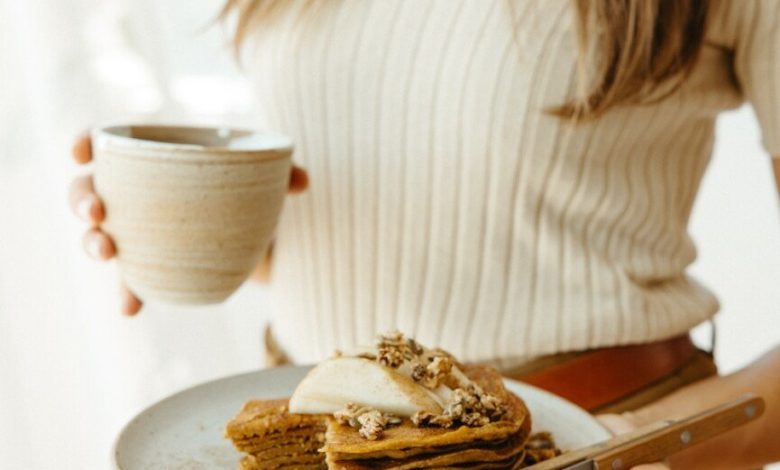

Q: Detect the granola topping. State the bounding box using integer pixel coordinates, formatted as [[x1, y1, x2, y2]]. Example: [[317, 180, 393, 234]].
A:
[[411, 384, 507, 429], [376, 330, 423, 368], [523, 432, 562, 465], [334, 403, 401, 440], [302, 331, 509, 438], [374, 331, 459, 390], [373, 331, 508, 430], [411, 354, 454, 389]]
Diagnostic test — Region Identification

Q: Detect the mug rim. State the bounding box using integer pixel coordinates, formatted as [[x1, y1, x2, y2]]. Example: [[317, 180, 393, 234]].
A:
[[92, 123, 294, 154]]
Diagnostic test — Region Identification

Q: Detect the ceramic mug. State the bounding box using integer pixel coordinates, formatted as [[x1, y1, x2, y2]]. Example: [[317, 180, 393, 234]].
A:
[[92, 124, 293, 305]]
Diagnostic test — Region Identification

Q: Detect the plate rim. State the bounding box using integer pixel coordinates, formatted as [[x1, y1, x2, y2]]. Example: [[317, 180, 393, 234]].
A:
[[503, 376, 610, 434]]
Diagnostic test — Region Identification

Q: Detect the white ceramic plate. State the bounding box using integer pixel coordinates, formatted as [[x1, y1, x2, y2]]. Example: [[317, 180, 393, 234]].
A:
[[113, 366, 610, 469]]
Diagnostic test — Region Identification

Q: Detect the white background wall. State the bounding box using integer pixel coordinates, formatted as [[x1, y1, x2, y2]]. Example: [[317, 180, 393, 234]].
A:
[[689, 107, 780, 375], [0, 1, 778, 469]]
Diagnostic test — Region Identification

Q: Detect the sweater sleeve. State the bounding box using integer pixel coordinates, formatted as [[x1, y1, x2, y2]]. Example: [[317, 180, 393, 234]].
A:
[[730, 0, 780, 156]]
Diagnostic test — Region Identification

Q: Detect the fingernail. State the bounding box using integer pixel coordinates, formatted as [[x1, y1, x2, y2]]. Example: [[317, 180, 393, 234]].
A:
[[122, 304, 138, 317], [121, 295, 141, 316]]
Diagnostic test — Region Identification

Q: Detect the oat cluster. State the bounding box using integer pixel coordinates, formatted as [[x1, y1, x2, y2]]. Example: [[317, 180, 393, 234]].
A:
[[334, 403, 401, 440], [375, 331, 456, 390], [411, 354, 454, 389], [523, 432, 562, 465], [376, 330, 424, 368], [412, 384, 507, 428]]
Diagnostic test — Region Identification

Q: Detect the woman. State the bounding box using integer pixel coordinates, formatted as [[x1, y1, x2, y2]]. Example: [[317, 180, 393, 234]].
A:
[[69, 0, 780, 467]]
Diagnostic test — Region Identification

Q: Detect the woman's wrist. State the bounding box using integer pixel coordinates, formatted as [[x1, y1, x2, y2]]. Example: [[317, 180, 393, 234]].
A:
[[250, 245, 274, 283]]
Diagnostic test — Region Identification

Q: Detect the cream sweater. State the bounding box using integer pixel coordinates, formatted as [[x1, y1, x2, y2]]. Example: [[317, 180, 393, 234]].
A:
[[247, 0, 780, 364]]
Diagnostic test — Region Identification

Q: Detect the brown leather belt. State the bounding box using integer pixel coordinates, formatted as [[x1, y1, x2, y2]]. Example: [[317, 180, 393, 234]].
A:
[[508, 335, 699, 412]]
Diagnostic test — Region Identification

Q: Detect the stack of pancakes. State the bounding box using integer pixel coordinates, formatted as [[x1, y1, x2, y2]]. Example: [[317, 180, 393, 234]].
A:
[[226, 366, 533, 469], [225, 399, 327, 469]]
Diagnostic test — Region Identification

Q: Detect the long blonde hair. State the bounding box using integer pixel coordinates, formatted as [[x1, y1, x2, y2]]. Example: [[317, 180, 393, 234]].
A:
[[220, 0, 710, 120]]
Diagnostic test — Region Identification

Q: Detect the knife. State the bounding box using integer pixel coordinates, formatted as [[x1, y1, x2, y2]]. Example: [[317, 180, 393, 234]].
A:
[[527, 393, 765, 470]]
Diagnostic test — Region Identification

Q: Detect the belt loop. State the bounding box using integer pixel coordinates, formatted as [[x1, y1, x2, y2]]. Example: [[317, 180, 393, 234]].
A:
[[264, 324, 291, 368]]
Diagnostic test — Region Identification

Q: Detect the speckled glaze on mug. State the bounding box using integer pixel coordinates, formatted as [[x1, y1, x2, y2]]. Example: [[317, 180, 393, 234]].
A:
[[92, 124, 293, 305]]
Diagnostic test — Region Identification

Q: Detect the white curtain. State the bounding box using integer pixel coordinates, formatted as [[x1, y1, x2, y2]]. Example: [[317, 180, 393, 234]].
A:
[[1, 1, 778, 470], [0, 1, 272, 468]]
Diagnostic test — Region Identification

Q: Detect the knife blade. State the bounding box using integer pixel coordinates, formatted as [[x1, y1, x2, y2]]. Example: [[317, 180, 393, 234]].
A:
[[559, 460, 596, 470]]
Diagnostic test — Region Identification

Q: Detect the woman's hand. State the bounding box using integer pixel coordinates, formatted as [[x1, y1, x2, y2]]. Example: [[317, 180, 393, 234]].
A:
[[69, 132, 309, 315], [69, 132, 141, 315], [603, 345, 780, 470]]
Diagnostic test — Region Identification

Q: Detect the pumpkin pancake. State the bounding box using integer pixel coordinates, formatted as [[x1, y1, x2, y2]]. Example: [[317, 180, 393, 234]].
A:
[[327, 452, 527, 470], [322, 365, 532, 469], [325, 434, 528, 469], [226, 399, 327, 441], [322, 366, 530, 457], [226, 398, 327, 467], [233, 429, 323, 455], [240, 453, 326, 470]]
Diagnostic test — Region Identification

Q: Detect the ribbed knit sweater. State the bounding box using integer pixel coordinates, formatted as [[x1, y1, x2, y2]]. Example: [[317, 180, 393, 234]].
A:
[[246, 0, 780, 364]]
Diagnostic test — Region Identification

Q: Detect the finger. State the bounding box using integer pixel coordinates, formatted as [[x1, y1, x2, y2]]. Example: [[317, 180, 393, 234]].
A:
[[82, 228, 116, 260], [632, 464, 670, 470], [288, 165, 309, 194], [69, 175, 105, 224], [72, 131, 92, 164], [597, 413, 636, 435], [120, 284, 142, 316]]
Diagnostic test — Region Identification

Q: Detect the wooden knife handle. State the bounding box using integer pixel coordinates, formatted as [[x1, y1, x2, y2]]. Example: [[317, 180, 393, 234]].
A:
[[591, 394, 765, 470], [528, 421, 670, 470]]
